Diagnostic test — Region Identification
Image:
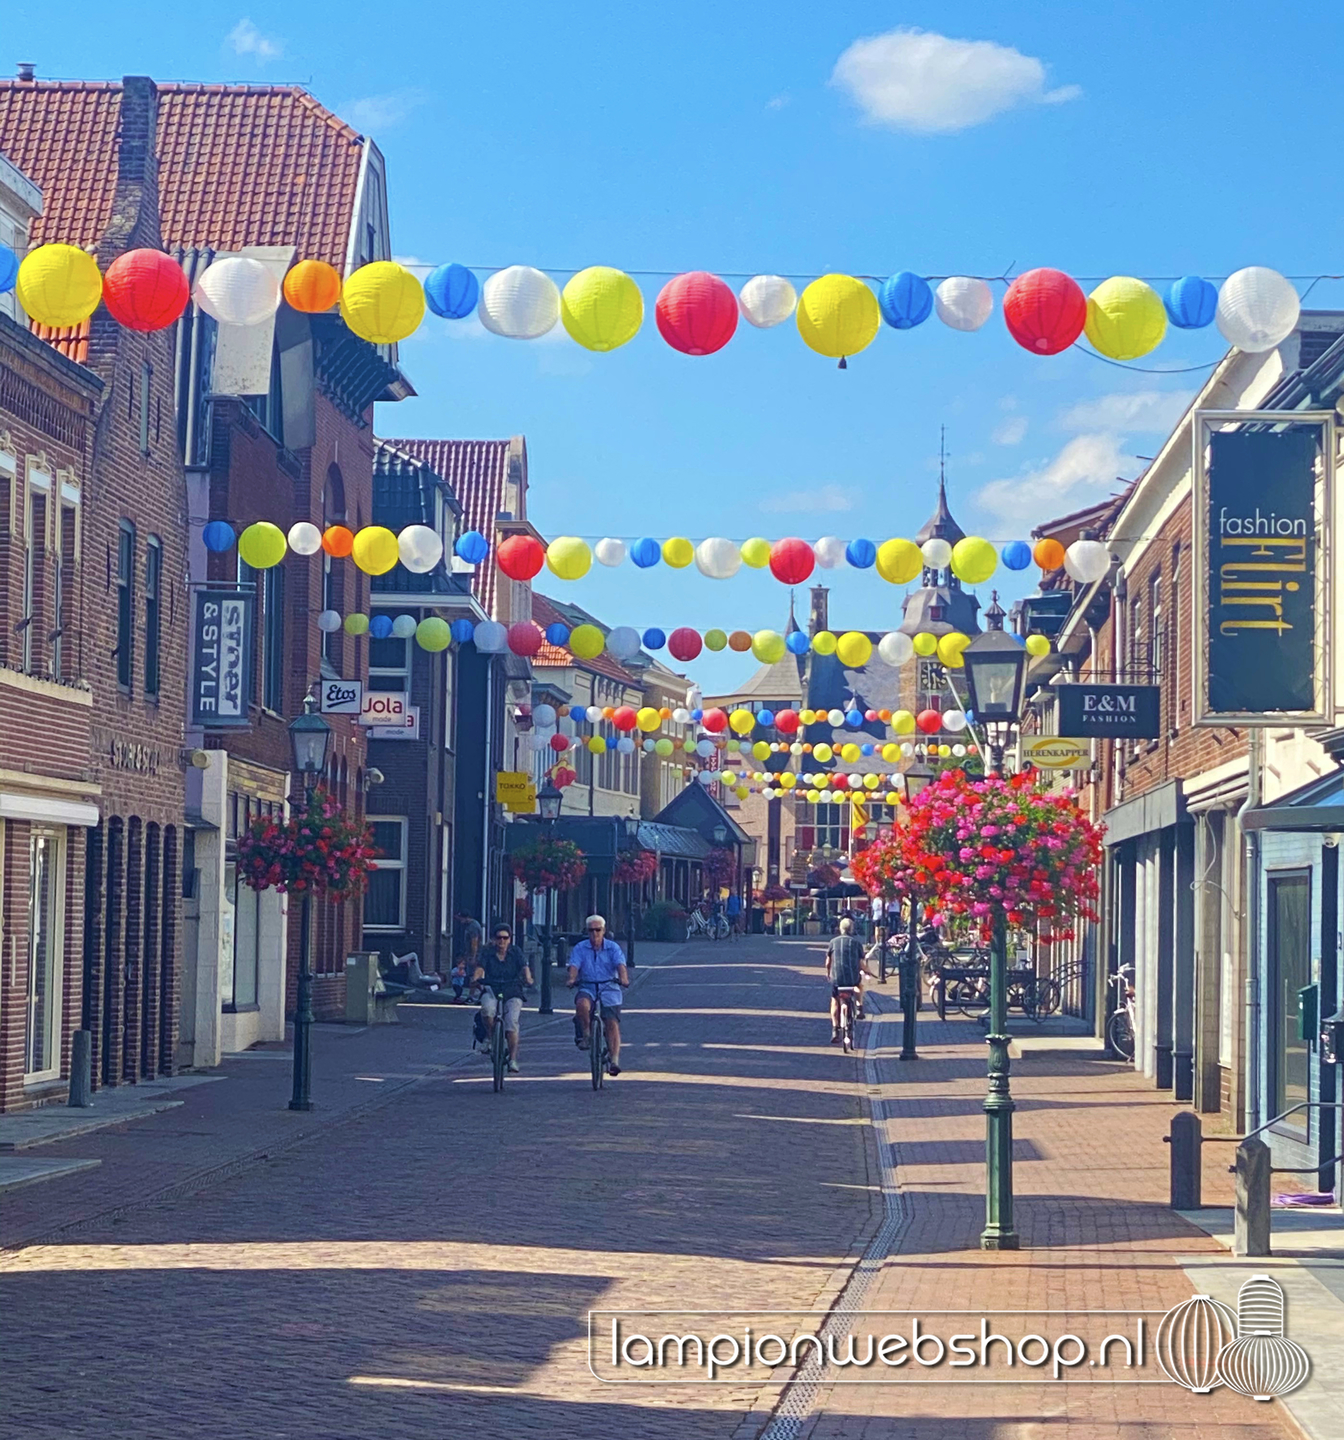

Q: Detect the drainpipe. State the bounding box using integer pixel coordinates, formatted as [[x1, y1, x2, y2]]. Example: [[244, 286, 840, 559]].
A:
[[481, 653, 494, 924], [1237, 727, 1262, 1134]]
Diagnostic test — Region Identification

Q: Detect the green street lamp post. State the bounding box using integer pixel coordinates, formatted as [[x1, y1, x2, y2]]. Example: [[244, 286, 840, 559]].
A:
[[961, 595, 1028, 1251], [899, 762, 935, 1062], [535, 778, 563, 1015], [287, 696, 332, 1113]]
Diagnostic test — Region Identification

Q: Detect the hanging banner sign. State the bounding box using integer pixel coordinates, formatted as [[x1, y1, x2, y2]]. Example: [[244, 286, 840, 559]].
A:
[[495, 771, 535, 807], [320, 679, 363, 715], [190, 587, 253, 728], [360, 692, 408, 727], [1057, 684, 1161, 738], [1193, 412, 1334, 726], [1020, 736, 1091, 770]]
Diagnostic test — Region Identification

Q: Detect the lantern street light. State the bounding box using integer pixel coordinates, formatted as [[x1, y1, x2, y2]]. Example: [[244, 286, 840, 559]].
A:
[[535, 779, 563, 1014], [958, 594, 1024, 1251], [898, 760, 935, 1060], [287, 695, 331, 1112], [622, 814, 641, 968]]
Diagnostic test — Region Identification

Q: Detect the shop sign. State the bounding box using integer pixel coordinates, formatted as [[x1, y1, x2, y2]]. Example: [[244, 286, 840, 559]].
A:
[[496, 771, 537, 812], [368, 705, 420, 741], [360, 692, 408, 727], [190, 587, 252, 729], [1020, 736, 1091, 770], [320, 679, 363, 715], [1057, 684, 1161, 738]]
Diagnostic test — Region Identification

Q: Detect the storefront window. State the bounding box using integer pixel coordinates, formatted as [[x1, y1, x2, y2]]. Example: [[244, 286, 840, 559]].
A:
[[25, 829, 62, 1080]]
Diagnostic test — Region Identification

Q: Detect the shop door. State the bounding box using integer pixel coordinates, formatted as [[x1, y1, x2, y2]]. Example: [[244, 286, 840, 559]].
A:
[[1268, 871, 1311, 1136]]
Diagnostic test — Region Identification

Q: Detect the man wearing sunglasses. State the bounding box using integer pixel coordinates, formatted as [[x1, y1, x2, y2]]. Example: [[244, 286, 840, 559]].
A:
[[566, 913, 629, 1077], [472, 924, 533, 1073]]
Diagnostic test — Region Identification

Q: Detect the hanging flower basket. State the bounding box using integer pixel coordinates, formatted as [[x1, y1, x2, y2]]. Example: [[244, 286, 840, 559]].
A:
[[510, 836, 587, 892], [807, 862, 842, 890], [237, 786, 377, 900], [703, 845, 736, 887], [613, 849, 658, 884]]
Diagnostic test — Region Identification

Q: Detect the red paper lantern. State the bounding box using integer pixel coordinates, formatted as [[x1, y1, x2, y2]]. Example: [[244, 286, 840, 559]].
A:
[[1003, 268, 1086, 355], [864, 709, 879, 722], [702, 707, 728, 733], [101, 249, 189, 332], [775, 708, 800, 733], [916, 708, 943, 735], [506, 621, 543, 657], [655, 271, 738, 356], [769, 537, 815, 585], [612, 706, 639, 731], [497, 534, 546, 581], [668, 626, 703, 662], [549, 733, 570, 752], [832, 774, 849, 790]]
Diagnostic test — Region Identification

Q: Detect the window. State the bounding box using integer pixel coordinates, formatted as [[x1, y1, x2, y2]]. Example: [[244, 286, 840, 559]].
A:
[[365, 818, 407, 930], [24, 830, 63, 1081], [262, 562, 284, 712], [139, 361, 153, 455], [1169, 547, 1182, 730], [1149, 572, 1163, 680], [23, 473, 49, 674], [440, 824, 452, 935], [244, 343, 283, 441], [116, 521, 135, 691], [144, 537, 162, 697], [229, 870, 261, 1010], [1127, 595, 1142, 682], [369, 634, 409, 693], [442, 645, 455, 749], [1268, 871, 1311, 1137], [54, 498, 77, 679]]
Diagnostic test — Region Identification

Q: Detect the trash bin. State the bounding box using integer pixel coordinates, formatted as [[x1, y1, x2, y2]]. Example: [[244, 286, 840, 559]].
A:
[[751, 906, 765, 934], [345, 951, 380, 1024]]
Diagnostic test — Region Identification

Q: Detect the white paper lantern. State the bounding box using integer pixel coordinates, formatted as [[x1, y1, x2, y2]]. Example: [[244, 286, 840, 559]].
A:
[[193, 257, 281, 327], [952, 743, 967, 756], [900, 742, 914, 757], [287, 521, 323, 556], [739, 274, 797, 328], [695, 536, 741, 579], [935, 276, 994, 332], [595, 537, 626, 567], [878, 631, 914, 666], [827, 708, 845, 726], [695, 738, 715, 757], [921, 537, 953, 568], [585, 704, 604, 723], [1216, 267, 1300, 354], [316, 609, 342, 633], [616, 736, 636, 755], [391, 613, 418, 639], [943, 710, 968, 733], [847, 772, 864, 788], [533, 702, 557, 727], [814, 536, 846, 569], [606, 625, 641, 659], [790, 742, 803, 754], [1064, 539, 1111, 584], [763, 787, 777, 800], [479, 264, 561, 339], [697, 770, 716, 787], [672, 707, 691, 724], [398, 524, 444, 574], [527, 732, 550, 752], [473, 620, 507, 652]]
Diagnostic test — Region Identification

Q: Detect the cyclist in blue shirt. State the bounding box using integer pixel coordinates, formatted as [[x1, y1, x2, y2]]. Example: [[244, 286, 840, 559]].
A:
[[567, 913, 630, 1076]]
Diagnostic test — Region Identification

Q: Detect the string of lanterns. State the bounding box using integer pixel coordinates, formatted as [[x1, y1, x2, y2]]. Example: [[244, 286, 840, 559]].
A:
[[3, 242, 1306, 364]]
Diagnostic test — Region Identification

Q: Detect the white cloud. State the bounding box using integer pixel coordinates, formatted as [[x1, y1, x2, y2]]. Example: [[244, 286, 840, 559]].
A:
[[766, 94, 791, 111], [227, 19, 282, 62], [1057, 389, 1193, 435], [992, 415, 1028, 446], [831, 27, 1079, 134], [759, 484, 854, 515], [341, 90, 426, 133], [977, 434, 1131, 519]]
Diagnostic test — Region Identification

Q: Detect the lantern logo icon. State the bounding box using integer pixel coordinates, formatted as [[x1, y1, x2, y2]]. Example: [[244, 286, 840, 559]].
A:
[[1155, 1294, 1236, 1393]]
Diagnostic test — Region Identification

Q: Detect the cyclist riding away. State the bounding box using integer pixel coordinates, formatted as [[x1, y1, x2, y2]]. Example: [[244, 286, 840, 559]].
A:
[[472, 923, 532, 1073], [825, 917, 872, 1044], [567, 913, 629, 1077]]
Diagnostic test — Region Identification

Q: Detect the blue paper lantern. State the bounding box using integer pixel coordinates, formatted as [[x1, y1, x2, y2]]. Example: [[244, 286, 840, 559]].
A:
[[860, 743, 874, 756], [569, 704, 586, 720], [424, 262, 480, 320], [845, 708, 864, 727], [450, 617, 475, 642], [545, 621, 570, 646], [1001, 540, 1032, 571], [0, 244, 18, 294], [691, 707, 703, 721], [756, 709, 775, 727], [786, 630, 810, 655], [630, 536, 661, 568], [202, 520, 236, 553], [846, 537, 877, 569], [878, 271, 933, 330], [1164, 275, 1217, 330], [642, 627, 666, 650], [369, 614, 394, 640], [455, 530, 489, 564]]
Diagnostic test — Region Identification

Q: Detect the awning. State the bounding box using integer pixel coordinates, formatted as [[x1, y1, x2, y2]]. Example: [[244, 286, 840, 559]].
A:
[[1102, 778, 1187, 846], [1243, 767, 1344, 833], [0, 791, 100, 828]]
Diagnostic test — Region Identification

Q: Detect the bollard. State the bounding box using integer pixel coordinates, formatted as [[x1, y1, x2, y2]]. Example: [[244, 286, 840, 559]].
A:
[[1234, 1135, 1272, 1257], [68, 1029, 93, 1107], [1168, 1110, 1202, 1209]]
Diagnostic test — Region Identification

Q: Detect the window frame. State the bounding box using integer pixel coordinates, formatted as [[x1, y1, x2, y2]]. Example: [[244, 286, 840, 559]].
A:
[[116, 520, 136, 693], [262, 561, 285, 714], [144, 535, 162, 698], [364, 816, 408, 931], [23, 826, 66, 1084]]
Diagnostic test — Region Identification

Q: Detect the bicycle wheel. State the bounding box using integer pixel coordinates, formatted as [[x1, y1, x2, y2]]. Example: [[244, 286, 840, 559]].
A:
[[956, 978, 990, 1018], [1107, 1010, 1135, 1061], [491, 1014, 506, 1092], [1032, 978, 1062, 1019], [590, 1007, 604, 1090]]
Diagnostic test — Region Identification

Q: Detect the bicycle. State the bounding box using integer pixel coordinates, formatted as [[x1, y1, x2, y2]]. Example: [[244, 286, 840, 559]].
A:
[[581, 983, 624, 1089], [685, 906, 729, 941], [1107, 969, 1136, 1060], [834, 985, 861, 1054]]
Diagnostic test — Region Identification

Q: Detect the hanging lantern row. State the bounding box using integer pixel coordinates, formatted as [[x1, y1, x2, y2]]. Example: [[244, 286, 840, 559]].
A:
[[2, 244, 1305, 361], [503, 531, 1113, 587], [204, 517, 487, 576]]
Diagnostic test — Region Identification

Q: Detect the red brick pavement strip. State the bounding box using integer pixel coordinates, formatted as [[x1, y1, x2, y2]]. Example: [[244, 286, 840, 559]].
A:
[[794, 991, 1299, 1440], [0, 937, 882, 1440]]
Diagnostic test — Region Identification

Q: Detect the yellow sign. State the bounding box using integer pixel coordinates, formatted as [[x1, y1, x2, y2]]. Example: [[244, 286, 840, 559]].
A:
[[495, 771, 537, 812], [1021, 736, 1091, 771]]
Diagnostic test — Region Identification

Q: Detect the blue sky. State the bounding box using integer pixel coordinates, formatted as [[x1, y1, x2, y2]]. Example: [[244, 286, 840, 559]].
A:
[[9, 3, 1344, 691]]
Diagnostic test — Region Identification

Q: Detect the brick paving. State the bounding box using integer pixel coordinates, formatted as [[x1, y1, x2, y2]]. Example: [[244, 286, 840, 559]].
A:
[[0, 938, 1302, 1438]]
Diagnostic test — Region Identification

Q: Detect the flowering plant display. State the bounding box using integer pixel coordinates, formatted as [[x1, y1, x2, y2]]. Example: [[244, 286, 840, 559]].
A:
[[613, 849, 658, 885], [761, 882, 791, 902], [510, 836, 587, 892], [807, 862, 842, 890], [851, 769, 1104, 944], [703, 846, 736, 887], [237, 786, 377, 900]]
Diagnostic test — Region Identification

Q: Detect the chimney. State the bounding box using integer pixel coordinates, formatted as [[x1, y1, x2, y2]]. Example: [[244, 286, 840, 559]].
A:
[[16, 63, 35, 82], [809, 584, 829, 637]]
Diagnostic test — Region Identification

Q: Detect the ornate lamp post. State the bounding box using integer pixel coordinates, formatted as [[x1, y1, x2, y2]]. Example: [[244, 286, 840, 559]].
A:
[[622, 813, 641, 967], [898, 761, 934, 1061], [960, 595, 1028, 1251], [535, 778, 563, 1014], [287, 697, 332, 1112]]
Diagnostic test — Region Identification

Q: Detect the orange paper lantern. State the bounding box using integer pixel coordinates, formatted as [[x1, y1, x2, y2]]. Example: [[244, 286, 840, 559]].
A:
[[1033, 537, 1066, 571], [323, 525, 355, 558], [728, 629, 753, 652], [284, 259, 342, 314]]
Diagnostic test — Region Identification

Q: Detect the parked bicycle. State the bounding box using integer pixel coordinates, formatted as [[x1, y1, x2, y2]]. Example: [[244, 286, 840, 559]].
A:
[[1107, 967, 1136, 1060], [686, 903, 729, 941]]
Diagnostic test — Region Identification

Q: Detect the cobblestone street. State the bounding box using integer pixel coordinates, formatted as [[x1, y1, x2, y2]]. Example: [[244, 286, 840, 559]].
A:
[[0, 937, 1302, 1438]]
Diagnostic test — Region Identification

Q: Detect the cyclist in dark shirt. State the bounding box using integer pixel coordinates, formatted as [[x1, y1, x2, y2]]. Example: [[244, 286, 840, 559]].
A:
[[472, 924, 533, 1073], [825, 917, 872, 1044]]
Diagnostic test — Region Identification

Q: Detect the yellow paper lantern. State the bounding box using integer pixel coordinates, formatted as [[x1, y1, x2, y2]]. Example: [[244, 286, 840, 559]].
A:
[[799, 709, 816, 725], [237, 521, 287, 570], [662, 536, 694, 568], [913, 632, 938, 657], [752, 741, 771, 761], [886, 791, 901, 806], [796, 274, 880, 360], [546, 536, 593, 580], [351, 525, 400, 575], [752, 629, 786, 663], [740, 536, 771, 568], [587, 735, 607, 755], [1025, 633, 1052, 657], [340, 261, 425, 344], [729, 709, 755, 735], [836, 631, 872, 667], [937, 631, 971, 668], [882, 742, 901, 762], [876, 538, 923, 585], [840, 743, 861, 763], [416, 617, 451, 651], [16, 244, 102, 328], [813, 742, 833, 763], [561, 266, 643, 351], [569, 623, 605, 658], [938, 744, 952, 758], [704, 628, 727, 651], [891, 710, 916, 735], [343, 612, 370, 635], [811, 631, 837, 656], [734, 784, 749, 800], [950, 536, 997, 585], [863, 773, 881, 791], [806, 790, 820, 804], [1084, 276, 1167, 361], [779, 772, 797, 790], [637, 706, 661, 732]]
